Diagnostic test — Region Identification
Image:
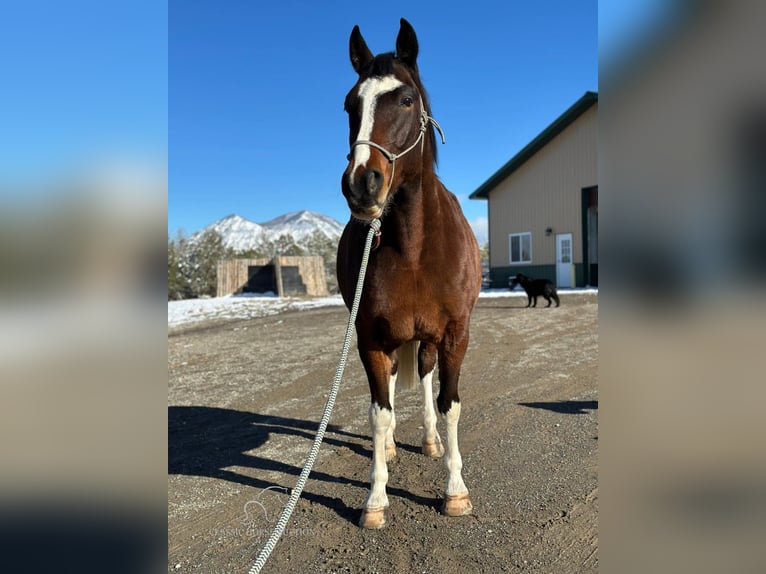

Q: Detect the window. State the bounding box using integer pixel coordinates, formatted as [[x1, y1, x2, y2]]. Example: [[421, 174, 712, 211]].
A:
[[509, 232, 532, 264]]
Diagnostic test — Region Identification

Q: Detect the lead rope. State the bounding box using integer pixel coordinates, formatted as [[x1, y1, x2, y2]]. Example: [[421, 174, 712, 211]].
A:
[[247, 218, 382, 574]]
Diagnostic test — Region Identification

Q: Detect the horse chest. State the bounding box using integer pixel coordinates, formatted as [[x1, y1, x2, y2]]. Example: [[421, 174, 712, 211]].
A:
[[362, 266, 451, 341]]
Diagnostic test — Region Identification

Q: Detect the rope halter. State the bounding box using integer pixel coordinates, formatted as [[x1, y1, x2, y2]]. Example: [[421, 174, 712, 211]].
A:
[[348, 98, 446, 197]]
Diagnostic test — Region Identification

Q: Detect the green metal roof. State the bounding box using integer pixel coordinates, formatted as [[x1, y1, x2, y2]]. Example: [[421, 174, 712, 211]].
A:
[[469, 91, 598, 200]]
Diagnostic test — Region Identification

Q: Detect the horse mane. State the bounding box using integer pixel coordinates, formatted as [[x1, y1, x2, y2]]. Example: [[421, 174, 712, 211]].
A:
[[362, 52, 439, 167]]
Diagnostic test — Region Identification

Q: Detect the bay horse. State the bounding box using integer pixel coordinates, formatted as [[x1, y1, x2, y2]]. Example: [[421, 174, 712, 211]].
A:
[[336, 18, 481, 529]]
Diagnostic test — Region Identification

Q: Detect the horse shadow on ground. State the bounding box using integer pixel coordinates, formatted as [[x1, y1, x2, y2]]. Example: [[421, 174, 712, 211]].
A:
[[518, 400, 598, 414], [168, 406, 438, 525]]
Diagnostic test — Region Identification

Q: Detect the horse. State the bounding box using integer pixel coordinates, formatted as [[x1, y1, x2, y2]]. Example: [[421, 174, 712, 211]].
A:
[[336, 18, 482, 529]]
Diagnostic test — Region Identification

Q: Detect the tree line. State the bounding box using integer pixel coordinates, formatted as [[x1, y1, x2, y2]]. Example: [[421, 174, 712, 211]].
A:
[[168, 229, 340, 300]]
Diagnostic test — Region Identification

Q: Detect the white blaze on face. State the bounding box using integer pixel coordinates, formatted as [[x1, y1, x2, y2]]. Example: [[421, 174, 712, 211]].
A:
[[351, 75, 404, 178]]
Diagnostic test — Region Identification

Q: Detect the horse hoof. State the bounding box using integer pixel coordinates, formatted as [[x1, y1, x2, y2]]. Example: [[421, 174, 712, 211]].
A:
[[359, 507, 389, 529], [422, 440, 444, 458], [441, 493, 473, 517], [385, 444, 397, 461]]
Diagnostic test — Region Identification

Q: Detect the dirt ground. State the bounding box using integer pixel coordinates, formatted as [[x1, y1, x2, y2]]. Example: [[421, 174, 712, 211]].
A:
[[168, 292, 598, 573]]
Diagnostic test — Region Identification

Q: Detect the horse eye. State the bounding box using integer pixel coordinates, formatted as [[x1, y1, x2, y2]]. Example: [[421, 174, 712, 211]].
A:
[[401, 96, 414, 107]]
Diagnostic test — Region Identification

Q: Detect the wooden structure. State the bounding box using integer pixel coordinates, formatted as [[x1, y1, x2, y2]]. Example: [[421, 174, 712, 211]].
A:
[[216, 256, 328, 298]]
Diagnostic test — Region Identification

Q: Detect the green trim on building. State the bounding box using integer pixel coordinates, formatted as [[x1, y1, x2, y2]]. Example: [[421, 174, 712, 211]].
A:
[[581, 188, 590, 286], [575, 263, 586, 287], [490, 265, 556, 289], [490, 264, 589, 290], [581, 185, 598, 287]]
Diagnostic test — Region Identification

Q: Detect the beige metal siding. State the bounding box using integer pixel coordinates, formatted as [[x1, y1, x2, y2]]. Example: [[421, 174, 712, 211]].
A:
[[489, 104, 597, 267]]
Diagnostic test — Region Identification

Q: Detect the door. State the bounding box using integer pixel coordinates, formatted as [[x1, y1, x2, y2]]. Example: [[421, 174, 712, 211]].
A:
[[556, 233, 573, 288]]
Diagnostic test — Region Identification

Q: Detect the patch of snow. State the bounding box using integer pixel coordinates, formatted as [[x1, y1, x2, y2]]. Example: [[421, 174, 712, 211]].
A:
[[168, 294, 345, 328], [480, 287, 599, 298], [168, 288, 597, 328]]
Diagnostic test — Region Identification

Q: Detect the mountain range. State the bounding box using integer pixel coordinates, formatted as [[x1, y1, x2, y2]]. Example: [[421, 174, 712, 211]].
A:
[[191, 210, 345, 253]]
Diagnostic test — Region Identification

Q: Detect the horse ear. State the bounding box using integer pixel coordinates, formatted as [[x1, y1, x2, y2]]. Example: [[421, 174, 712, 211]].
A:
[[395, 18, 419, 68], [350, 25, 373, 75]]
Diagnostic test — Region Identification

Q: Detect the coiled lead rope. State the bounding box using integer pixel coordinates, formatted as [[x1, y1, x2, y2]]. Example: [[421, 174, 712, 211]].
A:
[[248, 218, 381, 574]]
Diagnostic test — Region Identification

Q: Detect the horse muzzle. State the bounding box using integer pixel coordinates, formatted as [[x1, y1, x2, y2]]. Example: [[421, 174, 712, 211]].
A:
[[351, 204, 384, 221], [342, 168, 387, 220]]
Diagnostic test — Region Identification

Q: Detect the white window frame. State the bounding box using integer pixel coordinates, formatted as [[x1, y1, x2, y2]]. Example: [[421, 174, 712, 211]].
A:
[[509, 232, 532, 264]]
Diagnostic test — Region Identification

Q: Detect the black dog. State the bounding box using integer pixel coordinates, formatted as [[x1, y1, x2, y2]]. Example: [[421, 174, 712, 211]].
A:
[[509, 273, 560, 307]]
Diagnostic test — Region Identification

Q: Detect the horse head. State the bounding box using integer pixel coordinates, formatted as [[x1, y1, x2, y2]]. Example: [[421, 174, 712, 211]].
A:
[[341, 18, 438, 221]]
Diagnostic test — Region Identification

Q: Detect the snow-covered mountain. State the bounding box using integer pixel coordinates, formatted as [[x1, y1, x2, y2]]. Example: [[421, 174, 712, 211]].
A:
[[192, 211, 344, 253], [261, 211, 345, 243], [199, 214, 267, 252]]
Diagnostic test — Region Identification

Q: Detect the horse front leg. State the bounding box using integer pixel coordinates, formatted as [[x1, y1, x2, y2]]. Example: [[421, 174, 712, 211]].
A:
[[359, 348, 394, 529], [437, 327, 473, 517]]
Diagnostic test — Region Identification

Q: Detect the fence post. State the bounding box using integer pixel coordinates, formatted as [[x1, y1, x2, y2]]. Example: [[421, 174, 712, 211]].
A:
[[273, 255, 284, 297]]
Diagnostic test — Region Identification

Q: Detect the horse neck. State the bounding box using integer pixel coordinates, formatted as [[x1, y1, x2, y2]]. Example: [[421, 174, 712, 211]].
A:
[[383, 160, 442, 258]]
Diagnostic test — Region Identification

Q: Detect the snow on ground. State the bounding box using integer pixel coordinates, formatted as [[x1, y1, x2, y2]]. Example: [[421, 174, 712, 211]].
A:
[[168, 288, 597, 328], [167, 293, 343, 328]]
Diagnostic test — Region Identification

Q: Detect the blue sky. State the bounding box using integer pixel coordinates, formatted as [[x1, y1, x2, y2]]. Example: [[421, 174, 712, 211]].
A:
[[0, 1, 167, 188], [0, 2, 597, 244], [169, 1, 597, 241]]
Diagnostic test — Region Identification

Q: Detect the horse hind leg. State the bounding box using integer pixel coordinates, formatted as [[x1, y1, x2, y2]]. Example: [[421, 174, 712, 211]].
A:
[[421, 369, 444, 457], [385, 373, 397, 461], [441, 401, 472, 516], [418, 342, 444, 458]]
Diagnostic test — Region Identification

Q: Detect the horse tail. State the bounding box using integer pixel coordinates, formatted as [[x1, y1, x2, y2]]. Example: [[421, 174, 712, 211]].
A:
[[396, 341, 420, 390]]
